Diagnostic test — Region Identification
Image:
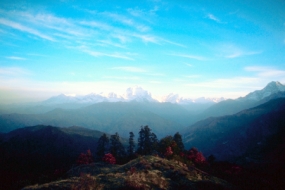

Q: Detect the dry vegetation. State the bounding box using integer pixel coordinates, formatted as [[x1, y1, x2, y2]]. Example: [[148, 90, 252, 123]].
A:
[[23, 155, 232, 190]]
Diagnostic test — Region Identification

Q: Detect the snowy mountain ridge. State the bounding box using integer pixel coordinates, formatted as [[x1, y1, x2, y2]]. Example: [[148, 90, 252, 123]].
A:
[[42, 81, 285, 105], [240, 81, 285, 101], [42, 86, 221, 105]]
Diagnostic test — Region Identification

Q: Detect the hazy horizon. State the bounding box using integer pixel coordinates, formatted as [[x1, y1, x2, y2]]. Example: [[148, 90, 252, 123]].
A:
[[1, 0, 285, 104]]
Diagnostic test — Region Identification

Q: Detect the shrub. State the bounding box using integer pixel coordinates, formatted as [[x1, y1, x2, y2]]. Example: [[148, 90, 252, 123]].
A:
[[76, 149, 93, 165], [102, 153, 116, 164], [186, 147, 206, 165], [165, 146, 173, 158]]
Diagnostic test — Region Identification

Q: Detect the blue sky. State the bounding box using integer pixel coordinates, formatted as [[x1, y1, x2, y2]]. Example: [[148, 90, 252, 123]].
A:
[[0, 0, 285, 103]]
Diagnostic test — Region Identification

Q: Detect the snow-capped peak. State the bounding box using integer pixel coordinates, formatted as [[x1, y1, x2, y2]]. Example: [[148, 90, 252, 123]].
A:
[[124, 86, 157, 102], [243, 81, 285, 101], [162, 93, 225, 104]]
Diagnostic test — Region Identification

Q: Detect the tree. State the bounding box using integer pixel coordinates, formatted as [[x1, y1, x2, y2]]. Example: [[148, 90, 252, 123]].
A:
[[150, 132, 159, 153], [137, 126, 157, 155], [128, 132, 135, 158], [137, 126, 145, 154], [158, 135, 173, 155], [96, 133, 109, 161], [109, 132, 126, 159], [173, 132, 184, 153]]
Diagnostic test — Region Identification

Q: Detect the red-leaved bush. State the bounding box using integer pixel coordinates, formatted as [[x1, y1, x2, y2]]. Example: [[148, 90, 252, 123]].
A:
[[186, 147, 206, 164], [102, 153, 116, 164], [165, 146, 173, 157], [76, 149, 93, 165]]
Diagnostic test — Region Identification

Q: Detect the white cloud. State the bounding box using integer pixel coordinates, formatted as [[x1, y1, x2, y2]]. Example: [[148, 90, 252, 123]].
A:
[[0, 18, 55, 41], [133, 34, 159, 44], [149, 80, 162, 84], [111, 66, 146, 73], [103, 76, 140, 80], [207, 14, 220, 23], [170, 53, 208, 61], [225, 51, 261, 58], [245, 66, 285, 77], [184, 77, 261, 91], [185, 63, 192, 67], [103, 12, 151, 32], [184, 75, 200, 78], [0, 67, 30, 76], [216, 43, 262, 59], [6, 56, 26, 60], [73, 46, 135, 60]]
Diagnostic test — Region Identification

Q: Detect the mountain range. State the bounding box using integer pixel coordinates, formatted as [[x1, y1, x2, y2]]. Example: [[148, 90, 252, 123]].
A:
[[192, 81, 285, 123], [41, 86, 224, 106], [1, 81, 285, 138], [183, 97, 285, 162]]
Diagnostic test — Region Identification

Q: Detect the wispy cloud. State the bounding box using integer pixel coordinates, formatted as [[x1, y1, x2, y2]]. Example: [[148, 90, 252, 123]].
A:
[[184, 75, 201, 78], [225, 51, 261, 58], [207, 14, 221, 23], [103, 76, 140, 80], [0, 18, 55, 41], [184, 63, 192, 67], [102, 12, 151, 32], [216, 43, 262, 59], [133, 34, 159, 44], [6, 56, 26, 60], [245, 66, 285, 77], [161, 39, 187, 48], [169, 53, 208, 61], [0, 9, 184, 61], [111, 66, 146, 73], [149, 80, 162, 84], [70, 45, 135, 60], [185, 77, 260, 89], [0, 67, 30, 76]]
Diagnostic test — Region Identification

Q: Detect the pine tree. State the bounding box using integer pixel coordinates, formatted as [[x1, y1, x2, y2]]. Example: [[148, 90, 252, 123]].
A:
[[173, 132, 184, 152], [109, 132, 126, 159], [96, 133, 109, 161], [136, 125, 157, 155], [137, 126, 145, 155], [158, 135, 173, 155], [143, 126, 152, 155], [150, 132, 158, 153], [128, 132, 135, 158]]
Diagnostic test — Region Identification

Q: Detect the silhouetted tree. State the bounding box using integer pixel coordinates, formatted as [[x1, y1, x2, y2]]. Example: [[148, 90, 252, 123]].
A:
[[137, 125, 157, 155], [158, 136, 173, 154], [137, 126, 145, 154], [128, 132, 135, 158], [150, 132, 159, 152], [109, 132, 126, 159], [96, 133, 109, 161], [173, 132, 184, 153], [207, 154, 216, 165]]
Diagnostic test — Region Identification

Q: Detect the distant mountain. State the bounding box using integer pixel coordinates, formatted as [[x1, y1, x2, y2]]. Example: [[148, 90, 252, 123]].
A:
[[162, 93, 225, 104], [40, 86, 223, 107], [243, 81, 285, 101], [42, 86, 157, 105], [194, 81, 285, 123], [0, 102, 188, 138], [0, 125, 108, 190], [183, 98, 285, 162]]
